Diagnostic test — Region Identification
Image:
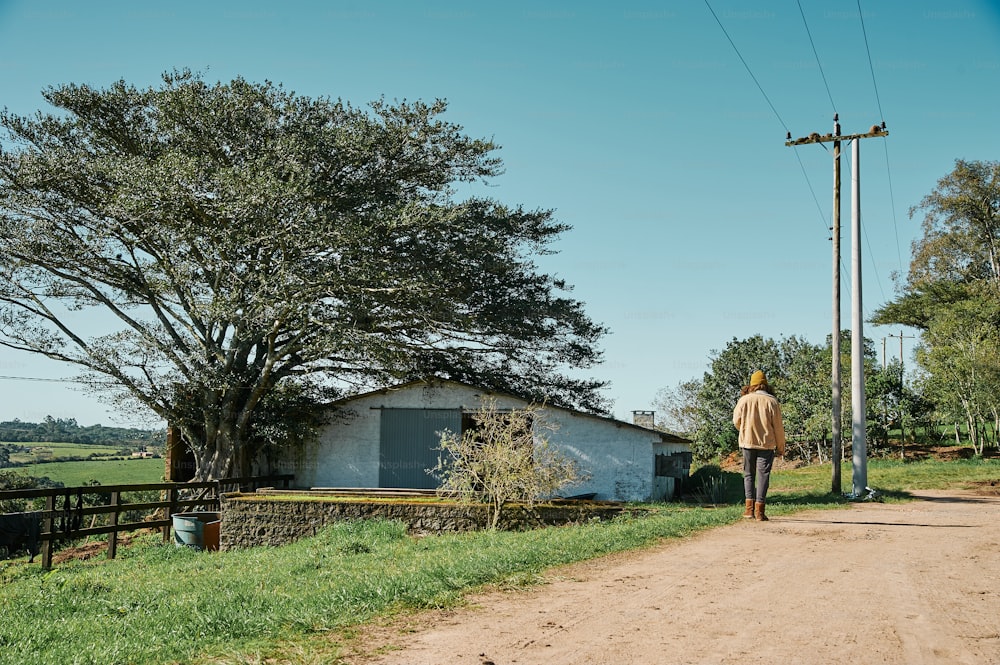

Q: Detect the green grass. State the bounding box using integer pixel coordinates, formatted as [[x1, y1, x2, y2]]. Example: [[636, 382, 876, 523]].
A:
[[2, 457, 165, 486], [0, 456, 996, 665], [770, 457, 1000, 495], [4, 441, 125, 463]]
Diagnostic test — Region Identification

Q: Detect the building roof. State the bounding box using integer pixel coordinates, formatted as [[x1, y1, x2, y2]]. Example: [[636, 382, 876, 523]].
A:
[[327, 377, 691, 444]]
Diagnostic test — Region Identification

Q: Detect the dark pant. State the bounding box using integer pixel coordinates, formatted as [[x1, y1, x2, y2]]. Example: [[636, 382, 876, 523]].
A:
[[742, 448, 774, 502]]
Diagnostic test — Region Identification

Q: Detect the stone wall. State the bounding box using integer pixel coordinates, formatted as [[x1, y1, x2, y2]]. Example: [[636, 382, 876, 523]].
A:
[[220, 491, 628, 550]]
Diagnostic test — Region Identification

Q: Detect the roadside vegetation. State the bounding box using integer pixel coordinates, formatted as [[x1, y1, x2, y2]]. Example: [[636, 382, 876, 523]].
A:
[[0, 456, 996, 665]]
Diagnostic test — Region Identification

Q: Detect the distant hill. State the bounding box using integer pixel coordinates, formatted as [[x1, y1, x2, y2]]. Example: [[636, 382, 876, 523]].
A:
[[0, 416, 165, 447]]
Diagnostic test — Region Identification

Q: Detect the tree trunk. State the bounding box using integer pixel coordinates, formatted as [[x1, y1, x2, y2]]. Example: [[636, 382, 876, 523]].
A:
[[899, 415, 906, 461], [189, 401, 239, 481], [966, 413, 983, 456], [991, 406, 1000, 450]]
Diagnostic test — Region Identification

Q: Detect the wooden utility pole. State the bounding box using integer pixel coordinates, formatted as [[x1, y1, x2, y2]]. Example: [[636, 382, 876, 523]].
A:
[[887, 330, 914, 368], [786, 119, 888, 496], [830, 115, 842, 493]]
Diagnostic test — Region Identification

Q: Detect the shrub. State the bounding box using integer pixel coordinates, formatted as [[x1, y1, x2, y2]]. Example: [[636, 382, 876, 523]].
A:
[[430, 398, 588, 529]]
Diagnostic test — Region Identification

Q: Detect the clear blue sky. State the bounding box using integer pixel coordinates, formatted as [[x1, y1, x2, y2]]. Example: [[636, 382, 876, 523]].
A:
[[0, 0, 998, 427]]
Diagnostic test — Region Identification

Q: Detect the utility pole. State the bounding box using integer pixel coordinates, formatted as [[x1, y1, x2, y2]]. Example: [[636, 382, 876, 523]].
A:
[[830, 115, 842, 493], [786, 119, 888, 497], [887, 330, 914, 369], [850, 137, 866, 497], [883, 330, 915, 369]]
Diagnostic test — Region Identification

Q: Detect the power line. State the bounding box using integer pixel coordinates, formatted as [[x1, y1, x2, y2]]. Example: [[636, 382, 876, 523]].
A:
[[861, 214, 888, 306], [856, 0, 885, 122], [705, 0, 845, 297], [851, 0, 905, 289], [881, 141, 905, 278], [703, 0, 789, 133], [702, 1, 830, 233], [797, 0, 837, 113], [791, 148, 832, 234], [840, 148, 888, 309], [856, 0, 905, 282], [0, 375, 79, 383]]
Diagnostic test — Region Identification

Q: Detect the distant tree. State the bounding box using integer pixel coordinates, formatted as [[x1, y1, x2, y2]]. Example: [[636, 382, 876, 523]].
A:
[[680, 333, 884, 462], [779, 337, 829, 460], [0, 471, 63, 512], [866, 358, 935, 457], [0, 71, 607, 480], [692, 335, 784, 461], [430, 399, 587, 530], [915, 298, 1000, 454], [0, 418, 164, 448], [651, 378, 702, 437]]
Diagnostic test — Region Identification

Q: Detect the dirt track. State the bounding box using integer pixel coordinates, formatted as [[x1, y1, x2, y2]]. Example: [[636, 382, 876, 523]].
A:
[[343, 490, 1000, 665]]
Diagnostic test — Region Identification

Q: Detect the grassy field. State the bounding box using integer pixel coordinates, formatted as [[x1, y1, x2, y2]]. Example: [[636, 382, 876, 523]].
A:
[[769, 456, 1000, 495], [4, 441, 125, 464], [3, 457, 166, 487], [0, 455, 996, 664]]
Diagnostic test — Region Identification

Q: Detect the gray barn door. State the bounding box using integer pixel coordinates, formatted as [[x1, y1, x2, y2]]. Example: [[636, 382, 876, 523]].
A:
[[379, 409, 462, 489]]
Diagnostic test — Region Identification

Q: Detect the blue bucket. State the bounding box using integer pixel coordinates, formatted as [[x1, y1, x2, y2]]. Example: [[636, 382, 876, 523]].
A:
[[172, 512, 221, 550]]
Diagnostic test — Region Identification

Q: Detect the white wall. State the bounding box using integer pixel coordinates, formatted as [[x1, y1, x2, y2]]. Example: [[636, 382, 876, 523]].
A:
[[298, 381, 680, 502], [538, 407, 663, 502]]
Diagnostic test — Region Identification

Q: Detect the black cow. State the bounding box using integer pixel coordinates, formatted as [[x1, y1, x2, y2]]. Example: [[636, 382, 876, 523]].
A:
[[0, 512, 42, 562]]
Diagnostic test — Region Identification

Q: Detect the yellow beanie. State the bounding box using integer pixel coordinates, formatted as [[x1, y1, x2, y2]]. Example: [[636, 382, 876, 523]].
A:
[[750, 370, 766, 387]]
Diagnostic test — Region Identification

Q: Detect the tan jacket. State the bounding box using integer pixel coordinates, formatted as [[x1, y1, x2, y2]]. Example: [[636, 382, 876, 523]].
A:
[[732, 390, 786, 455]]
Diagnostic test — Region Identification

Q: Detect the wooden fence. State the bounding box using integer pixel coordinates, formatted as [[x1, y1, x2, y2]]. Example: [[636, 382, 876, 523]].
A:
[[0, 475, 293, 569]]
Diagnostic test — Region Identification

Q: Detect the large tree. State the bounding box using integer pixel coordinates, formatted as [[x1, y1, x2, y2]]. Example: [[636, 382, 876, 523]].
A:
[[876, 159, 1000, 328], [779, 336, 830, 460], [874, 159, 1000, 451], [651, 378, 702, 438], [691, 334, 784, 460], [908, 159, 1000, 289], [0, 71, 607, 480]]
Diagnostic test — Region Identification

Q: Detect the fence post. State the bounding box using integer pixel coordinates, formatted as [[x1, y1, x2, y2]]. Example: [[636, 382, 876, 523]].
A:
[[163, 486, 178, 544], [41, 494, 55, 571], [107, 491, 120, 560], [61, 490, 71, 535]]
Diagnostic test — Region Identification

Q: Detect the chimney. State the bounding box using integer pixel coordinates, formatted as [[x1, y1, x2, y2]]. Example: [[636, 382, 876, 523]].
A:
[[632, 410, 655, 428]]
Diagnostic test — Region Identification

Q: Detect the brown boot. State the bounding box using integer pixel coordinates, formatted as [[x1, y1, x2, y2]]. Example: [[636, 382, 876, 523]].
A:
[[743, 498, 755, 519], [754, 501, 768, 521]]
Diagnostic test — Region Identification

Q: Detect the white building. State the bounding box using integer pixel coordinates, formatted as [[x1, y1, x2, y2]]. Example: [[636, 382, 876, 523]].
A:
[[287, 379, 691, 503]]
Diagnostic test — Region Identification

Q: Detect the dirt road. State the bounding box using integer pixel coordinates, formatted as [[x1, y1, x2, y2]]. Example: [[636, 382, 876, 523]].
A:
[[344, 490, 1000, 665]]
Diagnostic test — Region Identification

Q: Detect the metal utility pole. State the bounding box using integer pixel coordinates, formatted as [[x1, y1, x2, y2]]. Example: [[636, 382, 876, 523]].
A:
[[786, 120, 888, 497], [850, 138, 866, 497]]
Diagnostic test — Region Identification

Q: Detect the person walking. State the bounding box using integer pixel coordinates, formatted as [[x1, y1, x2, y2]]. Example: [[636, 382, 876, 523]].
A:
[[732, 370, 786, 521]]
